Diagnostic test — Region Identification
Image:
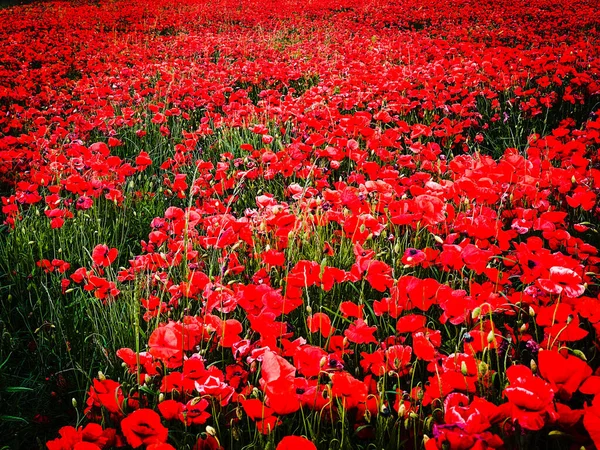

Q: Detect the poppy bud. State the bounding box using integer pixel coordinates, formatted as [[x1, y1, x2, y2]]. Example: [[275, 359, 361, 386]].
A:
[[159, 393, 165, 402], [397, 403, 406, 417], [571, 349, 587, 361], [487, 330, 495, 343], [98, 371, 106, 381], [206, 425, 217, 436], [433, 235, 444, 244], [380, 403, 390, 416], [471, 307, 481, 320], [529, 306, 536, 317], [306, 305, 312, 314], [478, 361, 488, 376], [460, 361, 468, 376], [566, 314, 573, 324], [72, 398, 77, 408], [530, 359, 538, 373]]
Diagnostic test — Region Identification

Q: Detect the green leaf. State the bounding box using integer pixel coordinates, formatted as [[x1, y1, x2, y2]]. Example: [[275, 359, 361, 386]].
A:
[[4, 386, 34, 393], [0, 415, 28, 423]]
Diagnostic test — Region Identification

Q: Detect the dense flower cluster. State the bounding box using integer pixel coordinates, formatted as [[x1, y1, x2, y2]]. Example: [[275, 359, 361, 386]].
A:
[[1, 0, 600, 448]]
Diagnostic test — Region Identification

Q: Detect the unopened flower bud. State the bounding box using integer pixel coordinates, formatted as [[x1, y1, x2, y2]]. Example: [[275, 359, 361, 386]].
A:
[[478, 361, 488, 376], [398, 403, 406, 417]]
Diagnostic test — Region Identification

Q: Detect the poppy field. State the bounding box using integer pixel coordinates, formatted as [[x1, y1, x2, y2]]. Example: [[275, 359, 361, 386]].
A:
[[1, 0, 600, 448]]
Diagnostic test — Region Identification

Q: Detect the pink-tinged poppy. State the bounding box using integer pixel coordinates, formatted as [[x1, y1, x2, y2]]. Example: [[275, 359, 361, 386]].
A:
[[91, 244, 118, 267], [148, 324, 184, 369], [121, 409, 168, 448], [402, 248, 426, 266], [276, 436, 317, 450], [414, 194, 445, 226], [260, 351, 301, 414], [536, 266, 585, 297]]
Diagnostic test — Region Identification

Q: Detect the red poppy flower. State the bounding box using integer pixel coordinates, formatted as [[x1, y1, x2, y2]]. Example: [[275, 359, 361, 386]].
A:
[[241, 399, 274, 420], [584, 395, 600, 448], [91, 244, 118, 267], [181, 398, 211, 426], [538, 349, 592, 400], [307, 312, 335, 337], [503, 365, 558, 430], [121, 409, 168, 448], [412, 332, 437, 361], [193, 434, 223, 450], [147, 444, 176, 450], [344, 319, 377, 344], [339, 301, 364, 319], [85, 378, 124, 415], [276, 436, 317, 450], [158, 400, 184, 421]]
